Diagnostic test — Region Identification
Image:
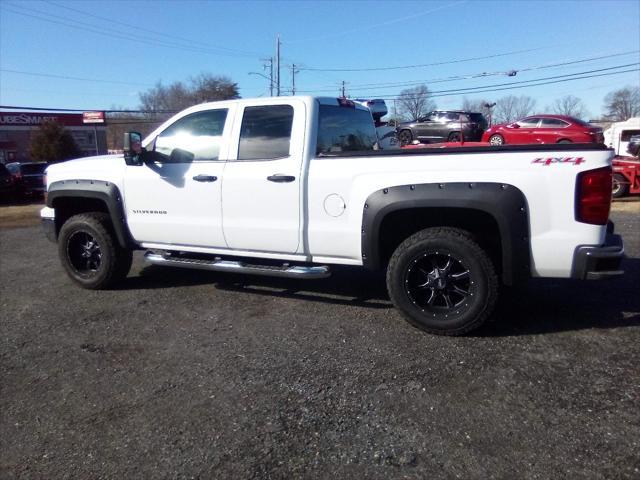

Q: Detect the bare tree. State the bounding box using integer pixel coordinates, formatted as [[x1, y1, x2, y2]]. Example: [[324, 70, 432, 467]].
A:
[[551, 95, 588, 119], [461, 97, 496, 122], [139, 73, 239, 113], [493, 95, 537, 124], [603, 86, 640, 121], [397, 85, 436, 121]]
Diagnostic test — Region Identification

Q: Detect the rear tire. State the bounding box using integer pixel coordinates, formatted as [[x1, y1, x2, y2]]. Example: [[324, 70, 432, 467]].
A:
[[386, 227, 499, 336], [612, 173, 630, 198], [398, 129, 413, 146], [448, 132, 461, 142], [58, 212, 132, 289], [557, 139, 572, 144]]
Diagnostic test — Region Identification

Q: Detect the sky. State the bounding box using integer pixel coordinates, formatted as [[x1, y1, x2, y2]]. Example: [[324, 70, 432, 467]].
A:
[[0, 0, 639, 119]]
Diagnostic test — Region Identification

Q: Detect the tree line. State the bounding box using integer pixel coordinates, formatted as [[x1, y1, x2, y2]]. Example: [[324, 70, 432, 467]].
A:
[[394, 84, 639, 124]]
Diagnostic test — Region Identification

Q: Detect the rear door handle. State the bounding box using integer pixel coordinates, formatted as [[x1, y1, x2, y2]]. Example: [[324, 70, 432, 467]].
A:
[[193, 174, 218, 182], [267, 174, 295, 183]]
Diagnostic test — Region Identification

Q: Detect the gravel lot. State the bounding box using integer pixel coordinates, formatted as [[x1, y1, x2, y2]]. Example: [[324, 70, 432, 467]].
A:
[[1, 208, 639, 479]]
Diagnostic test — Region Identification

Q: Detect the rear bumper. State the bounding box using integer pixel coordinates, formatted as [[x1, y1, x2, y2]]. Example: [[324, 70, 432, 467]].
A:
[[572, 229, 624, 280]]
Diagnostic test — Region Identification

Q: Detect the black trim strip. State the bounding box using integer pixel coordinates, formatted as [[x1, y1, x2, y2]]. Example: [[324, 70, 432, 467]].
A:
[[318, 142, 610, 158]]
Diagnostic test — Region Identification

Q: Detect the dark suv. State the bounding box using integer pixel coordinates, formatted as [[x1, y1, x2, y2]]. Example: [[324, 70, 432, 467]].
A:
[[397, 111, 488, 145], [6, 162, 48, 198]]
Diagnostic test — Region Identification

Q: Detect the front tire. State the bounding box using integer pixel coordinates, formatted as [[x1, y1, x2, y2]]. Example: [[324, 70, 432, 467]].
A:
[[386, 227, 499, 335], [58, 212, 132, 289], [489, 134, 504, 146]]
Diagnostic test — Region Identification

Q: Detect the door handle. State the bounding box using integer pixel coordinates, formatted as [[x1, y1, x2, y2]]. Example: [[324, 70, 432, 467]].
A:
[[267, 174, 295, 183], [193, 174, 218, 182]]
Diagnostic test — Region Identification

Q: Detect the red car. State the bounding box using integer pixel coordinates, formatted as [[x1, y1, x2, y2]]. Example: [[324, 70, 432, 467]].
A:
[[482, 115, 604, 146]]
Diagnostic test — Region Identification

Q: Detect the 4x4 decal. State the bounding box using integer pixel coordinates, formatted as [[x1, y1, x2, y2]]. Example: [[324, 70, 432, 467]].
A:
[[532, 157, 585, 166]]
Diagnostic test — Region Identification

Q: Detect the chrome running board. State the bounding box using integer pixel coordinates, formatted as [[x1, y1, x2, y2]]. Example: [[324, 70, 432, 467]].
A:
[[144, 252, 330, 279]]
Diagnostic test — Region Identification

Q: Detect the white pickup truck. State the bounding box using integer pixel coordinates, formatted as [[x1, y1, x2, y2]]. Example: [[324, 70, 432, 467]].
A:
[[41, 96, 624, 335]]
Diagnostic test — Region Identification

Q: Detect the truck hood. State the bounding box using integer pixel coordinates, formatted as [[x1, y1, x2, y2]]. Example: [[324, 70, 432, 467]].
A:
[[45, 154, 126, 186]]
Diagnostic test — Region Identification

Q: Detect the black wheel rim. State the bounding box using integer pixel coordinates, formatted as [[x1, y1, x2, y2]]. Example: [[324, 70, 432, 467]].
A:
[[399, 131, 411, 145], [67, 231, 102, 277], [449, 133, 460, 142], [404, 252, 472, 317]]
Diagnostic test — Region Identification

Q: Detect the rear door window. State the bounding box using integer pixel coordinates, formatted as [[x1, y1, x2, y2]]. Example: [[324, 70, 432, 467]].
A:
[[238, 105, 294, 160], [316, 105, 377, 155]]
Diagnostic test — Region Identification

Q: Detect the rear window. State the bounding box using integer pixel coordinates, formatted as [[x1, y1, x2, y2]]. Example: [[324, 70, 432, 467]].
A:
[[469, 113, 486, 123], [570, 117, 593, 127], [316, 105, 378, 155], [21, 163, 47, 175], [621, 130, 640, 141]]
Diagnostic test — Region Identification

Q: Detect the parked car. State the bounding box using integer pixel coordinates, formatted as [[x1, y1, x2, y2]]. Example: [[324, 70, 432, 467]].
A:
[[0, 163, 17, 201], [6, 162, 47, 198], [397, 111, 488, 145], [482, 115, 604, 146], [626, 134, 640, 158]]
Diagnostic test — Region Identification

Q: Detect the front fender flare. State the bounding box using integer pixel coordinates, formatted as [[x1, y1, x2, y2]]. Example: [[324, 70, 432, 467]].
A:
[[47, 179, 135, 249]]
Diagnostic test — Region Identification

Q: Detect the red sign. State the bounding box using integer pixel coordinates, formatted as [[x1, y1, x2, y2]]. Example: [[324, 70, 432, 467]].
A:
[[83, 111, 105, 124]]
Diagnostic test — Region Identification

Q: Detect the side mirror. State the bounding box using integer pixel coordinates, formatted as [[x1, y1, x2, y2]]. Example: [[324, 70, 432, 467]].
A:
[[509, 123, 520, 129], [124, 131, 144, 166], [168, 148, 195, 164]]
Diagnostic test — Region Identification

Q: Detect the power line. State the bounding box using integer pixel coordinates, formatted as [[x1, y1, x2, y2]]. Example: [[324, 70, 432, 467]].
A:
[[2, 3, 261, 58], [0, 69, 153, 87], [299, 47, 549, 72], [287, 1, 468, 44], [380, 68, 640, 101], [296, 50, 640, 93], [414, 63, 639, 96], [43, 0, 262, 56]]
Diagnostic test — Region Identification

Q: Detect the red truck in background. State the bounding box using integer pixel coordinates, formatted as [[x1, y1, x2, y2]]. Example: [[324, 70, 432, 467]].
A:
[[612, 156, 640, 198]]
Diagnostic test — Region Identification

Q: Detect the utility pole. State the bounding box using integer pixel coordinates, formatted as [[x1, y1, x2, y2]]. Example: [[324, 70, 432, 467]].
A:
[[275, 34, 281, 96], [291, 63, 299, 96], [261, 57, 274, 96]]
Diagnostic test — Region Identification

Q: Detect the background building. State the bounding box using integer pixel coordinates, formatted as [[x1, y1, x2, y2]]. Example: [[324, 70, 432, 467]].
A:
[[0, 111, 107, 164]]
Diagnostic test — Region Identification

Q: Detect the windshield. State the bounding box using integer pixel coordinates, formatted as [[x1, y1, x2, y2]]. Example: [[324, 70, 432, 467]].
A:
[[22, 163, 47, 175]]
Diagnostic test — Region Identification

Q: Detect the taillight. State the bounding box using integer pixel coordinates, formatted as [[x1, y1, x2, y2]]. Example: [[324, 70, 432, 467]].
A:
[[575, 167, 612, 225]]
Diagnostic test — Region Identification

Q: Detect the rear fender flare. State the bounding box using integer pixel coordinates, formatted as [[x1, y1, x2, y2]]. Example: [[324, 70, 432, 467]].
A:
[[361, 182, 530, 285]]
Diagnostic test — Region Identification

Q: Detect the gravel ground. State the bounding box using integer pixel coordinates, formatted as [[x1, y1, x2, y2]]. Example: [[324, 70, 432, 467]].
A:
[[1, 211, 638, 479]]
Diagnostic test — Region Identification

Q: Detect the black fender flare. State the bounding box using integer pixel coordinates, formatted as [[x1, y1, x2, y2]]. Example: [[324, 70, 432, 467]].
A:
[[361, 182, 530, 285], [47, 179, 135, 249]]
